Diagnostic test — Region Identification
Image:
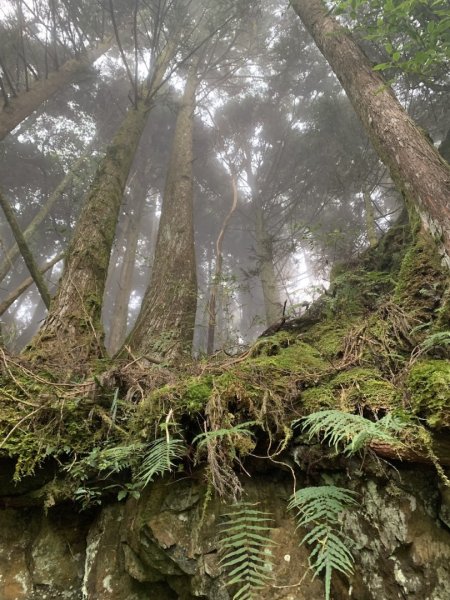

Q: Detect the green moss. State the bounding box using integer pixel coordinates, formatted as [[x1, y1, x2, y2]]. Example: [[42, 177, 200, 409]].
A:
[[184, 379, 213, 411], [361, 219, 410, 273], [435, 287, 450, 330], [406, 360, 450, 428], [298, 367, 400, 414], [301, 385, 336, 411], [329, 367, 400, 410], [303, 320, 357, 359], [327, 270, 394, 317], [394, 230, 447, 317], [138, 375, 213, 427]]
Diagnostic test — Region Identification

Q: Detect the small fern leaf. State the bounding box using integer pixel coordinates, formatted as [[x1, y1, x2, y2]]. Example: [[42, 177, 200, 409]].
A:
[[220, 502, 275, 600], [289, 486, 357, 600], [296, 409, 405, 455], [136, 437, 185, 487], [193, 421, 257, 449]]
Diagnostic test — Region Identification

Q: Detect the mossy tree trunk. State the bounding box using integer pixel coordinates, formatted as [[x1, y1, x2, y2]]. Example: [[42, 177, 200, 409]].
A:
[[27, 36, 177, 367], [291, 0, 450, 268], [30, 102, 150, 366], [127, 62, 200, 361], [0, 39, 112, 141]]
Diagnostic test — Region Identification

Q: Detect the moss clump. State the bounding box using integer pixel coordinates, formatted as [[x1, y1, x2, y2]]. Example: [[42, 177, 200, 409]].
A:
[[184, 379, 214, 411], [303, 320, 358, 359], [327, 368, 400, 411], [327, 270, 394, 317], [361, 219, 411, 273], [301, 385, 336, 411], [394, 230, 447, 318], [210, 340, 331, 425], [406, 360, 450, 429], [298, 367, 400, 416], [138, 375, 214, 427]]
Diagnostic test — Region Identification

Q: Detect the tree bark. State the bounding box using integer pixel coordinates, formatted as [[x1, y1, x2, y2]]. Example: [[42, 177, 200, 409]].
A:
[[291, 0, 450, 268], [30, 102, 150, 366], [0, 38, 113, 141], [127, 62, 200, 361]]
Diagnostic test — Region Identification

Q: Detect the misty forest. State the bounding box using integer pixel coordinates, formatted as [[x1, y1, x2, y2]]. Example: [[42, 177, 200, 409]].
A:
[[0, 0, 449, 598]]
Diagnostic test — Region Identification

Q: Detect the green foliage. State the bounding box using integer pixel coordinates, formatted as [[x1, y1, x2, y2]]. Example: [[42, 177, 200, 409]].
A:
[[334, 0, 450, 81], [220, 502, 275, 600], [193, 421, 257, 450], [296, 409, 406, 455], [69, 443, 143, 479], [406, 359, 450, 428], [64, 410, 187, 507], [288, 486, 358, 600], [419, 331, 450, 354], [136, 436, 186, 487]]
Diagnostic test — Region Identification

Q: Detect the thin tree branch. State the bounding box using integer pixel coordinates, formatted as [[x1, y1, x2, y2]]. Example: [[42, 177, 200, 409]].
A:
[[0, 252, 63, 316], [108, 0, 137, 105], [0, 190, 51, 309]]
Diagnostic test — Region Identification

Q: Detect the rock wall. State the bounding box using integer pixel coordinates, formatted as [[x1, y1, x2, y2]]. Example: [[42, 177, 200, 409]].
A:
[[1, 466, 450, 600]]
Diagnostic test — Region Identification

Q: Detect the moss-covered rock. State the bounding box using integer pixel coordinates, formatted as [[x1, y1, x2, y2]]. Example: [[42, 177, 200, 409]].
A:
[[406, 360, 450, 428], [394, 229, 448, 318]]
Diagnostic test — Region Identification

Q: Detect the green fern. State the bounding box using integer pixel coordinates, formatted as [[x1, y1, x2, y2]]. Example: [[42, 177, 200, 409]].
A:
[[288, 486, 358, 600], [419, 331, 450, 353], [193, 421, 257, 449], [220, 502, 275, 600], [67, 443, 144, 480], [136, 436, 186, 487], [296, 410, 405, 455]]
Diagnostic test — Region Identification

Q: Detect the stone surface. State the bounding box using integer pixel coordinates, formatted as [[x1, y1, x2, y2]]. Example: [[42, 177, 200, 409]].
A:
[[0, 468, 449, 599]]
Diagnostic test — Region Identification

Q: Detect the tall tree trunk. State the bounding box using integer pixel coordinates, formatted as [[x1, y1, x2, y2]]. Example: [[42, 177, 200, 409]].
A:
[[28, 37, 176, 368], [29, 102, 150, 366], [291, 0, 450, 268], [0, 38, 113, 141], [127, 63, 199, 361], [255, 205, 283, 326], [363, 189, 378, 248], [107, 181, 147, 355], [245, 155, 283, 326], [206, 175, 238, 355]]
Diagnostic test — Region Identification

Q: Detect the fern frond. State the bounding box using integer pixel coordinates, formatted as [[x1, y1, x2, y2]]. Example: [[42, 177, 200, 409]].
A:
[[193, 421, 257, 449], [289, 486, 357, 600], [419, 331, 450, 353], [295, 409, 405, 455], [219, 502, 275, 600], [135, 436, 185, 487], [67, 443, 144, 479]]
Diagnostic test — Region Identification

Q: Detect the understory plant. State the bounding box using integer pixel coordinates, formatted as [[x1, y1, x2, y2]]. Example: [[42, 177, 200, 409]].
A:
[[219, 502, 275, 600], [296, 409, 407, 455], [288, 485, 358, 600]]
